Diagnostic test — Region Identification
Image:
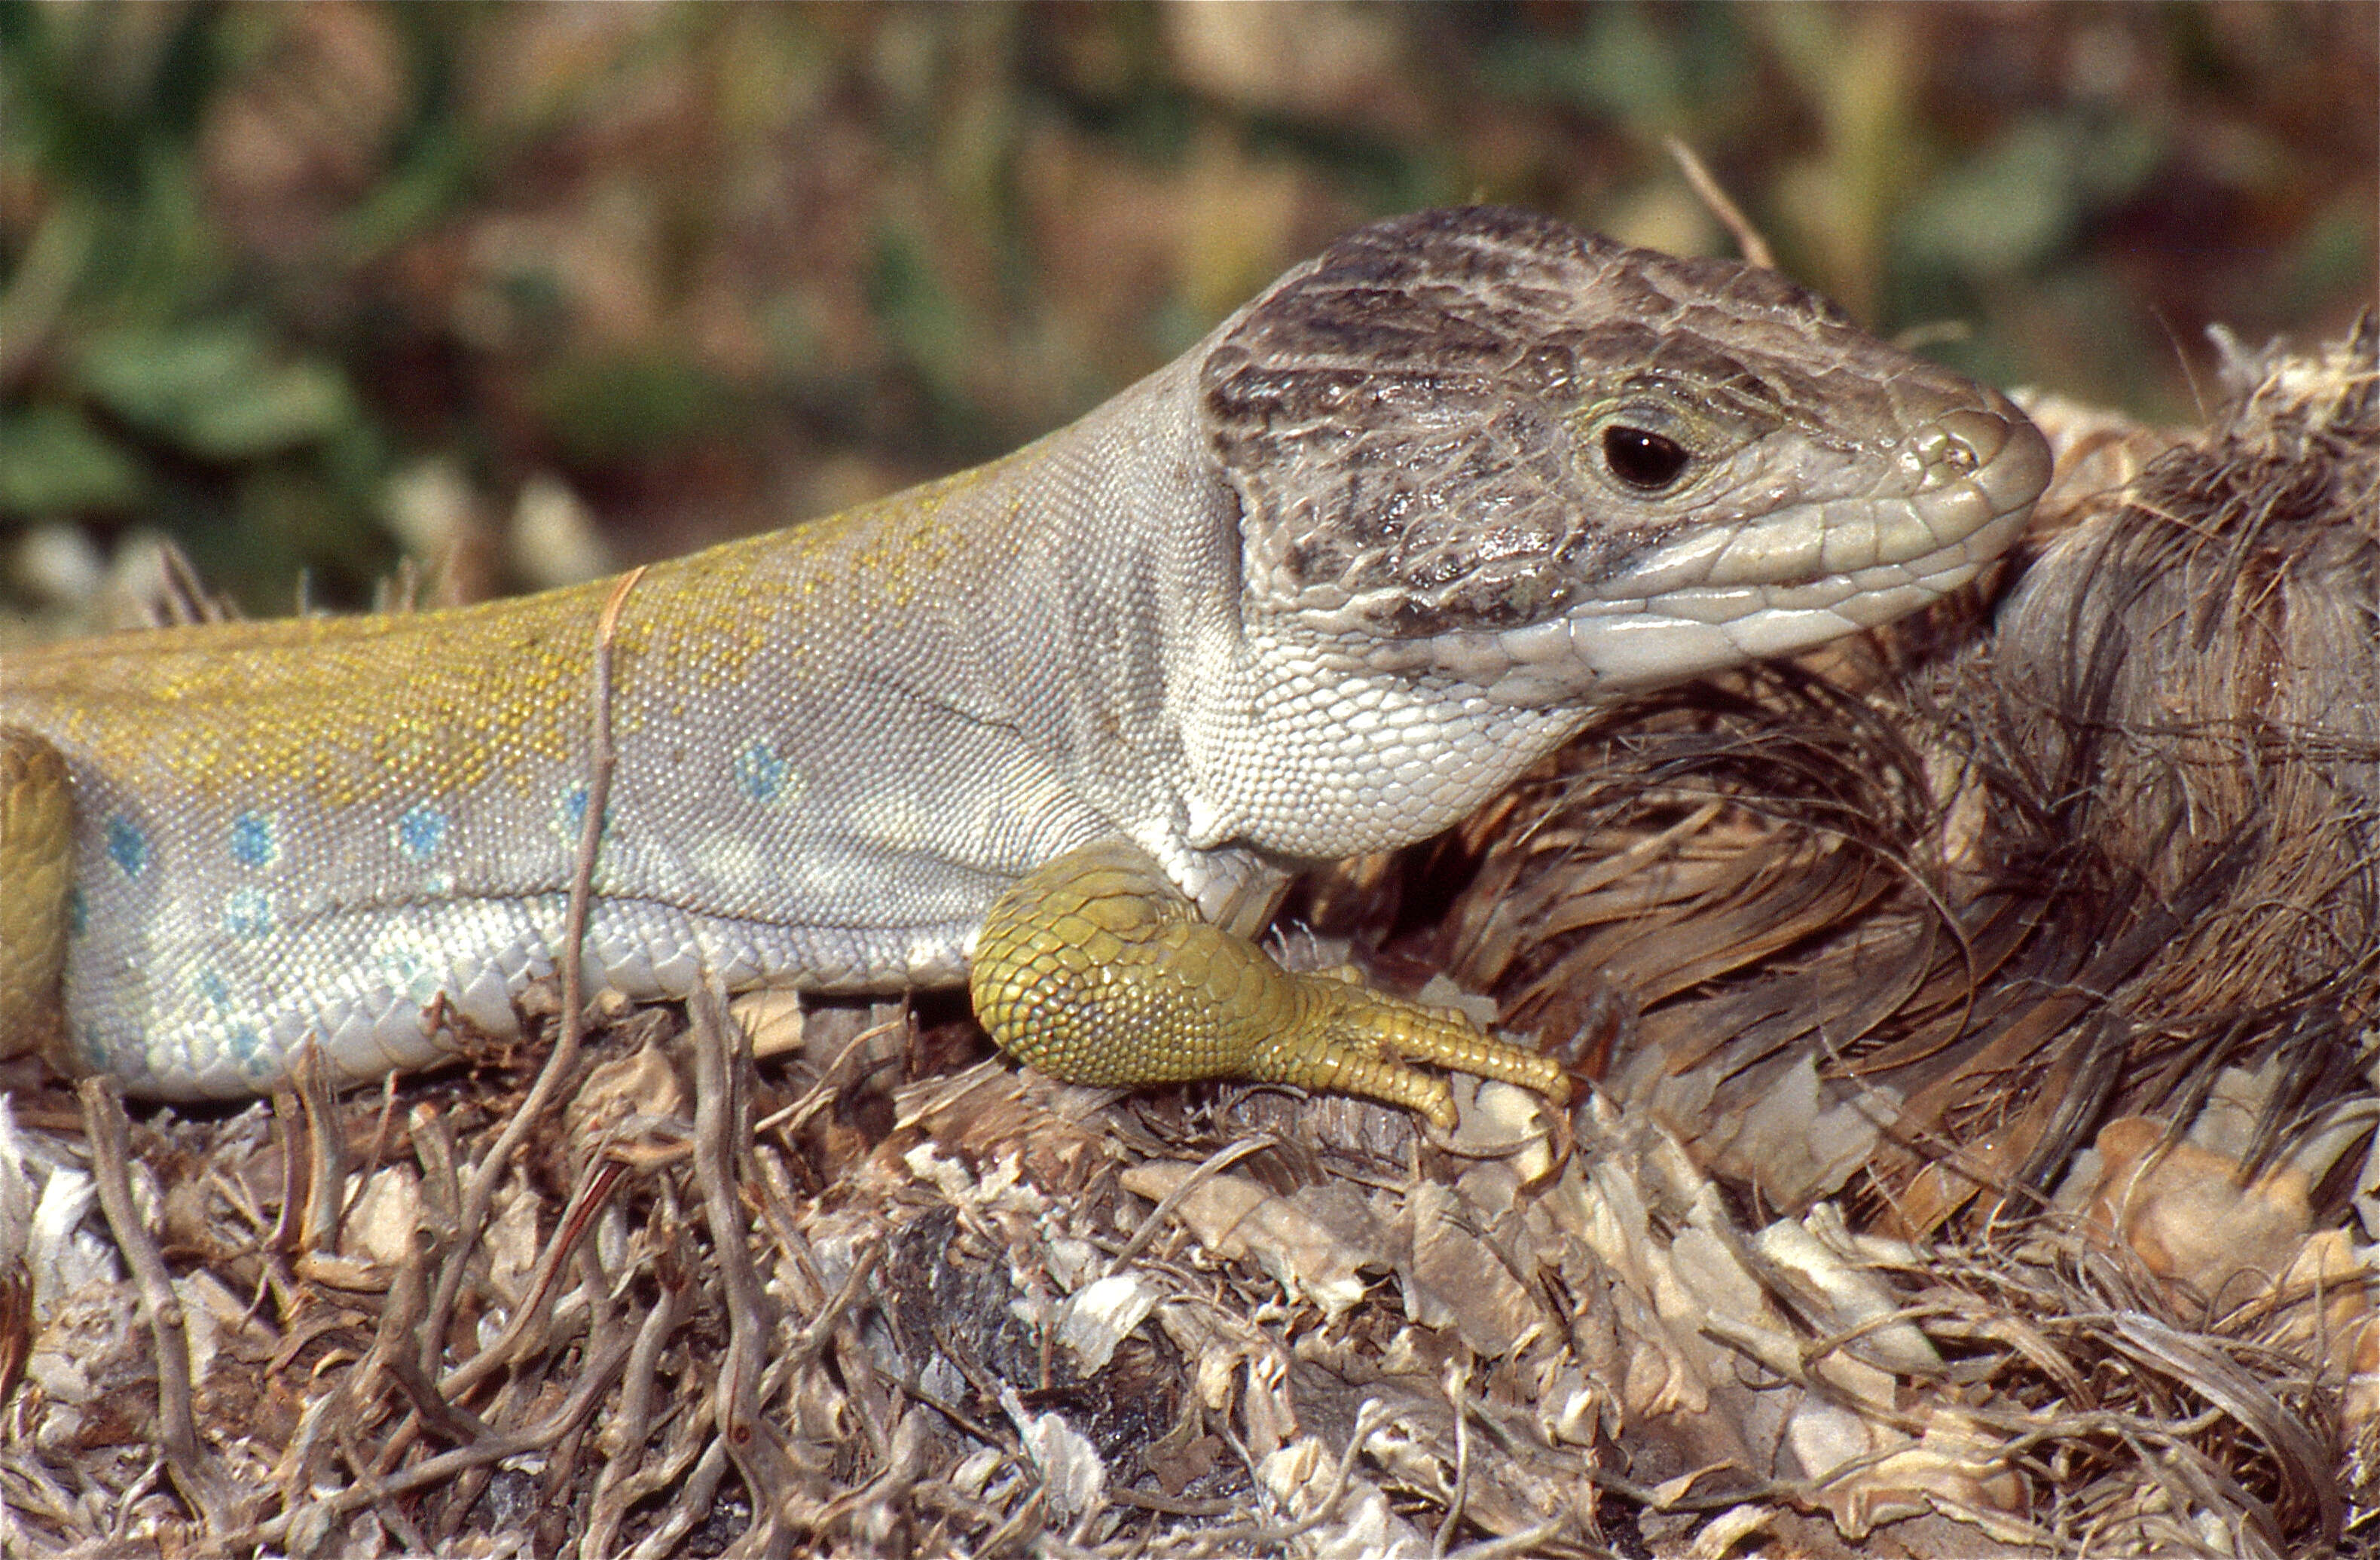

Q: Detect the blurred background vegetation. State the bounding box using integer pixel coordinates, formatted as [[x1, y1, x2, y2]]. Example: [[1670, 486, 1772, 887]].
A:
[[2, 0, 2372, 627]]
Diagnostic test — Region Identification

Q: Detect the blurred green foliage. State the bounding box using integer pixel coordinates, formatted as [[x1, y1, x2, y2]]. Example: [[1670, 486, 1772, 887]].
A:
[[2, 1, 2371, 620], [1, 2, 399, 606]]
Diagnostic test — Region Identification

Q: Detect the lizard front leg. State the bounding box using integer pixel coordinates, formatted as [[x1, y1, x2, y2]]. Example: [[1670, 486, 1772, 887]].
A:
[[969, 840, 1570, 1128]]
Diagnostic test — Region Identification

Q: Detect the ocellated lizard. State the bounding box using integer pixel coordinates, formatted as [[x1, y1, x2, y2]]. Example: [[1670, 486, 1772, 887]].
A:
[[0, 208, 2049, 1122]]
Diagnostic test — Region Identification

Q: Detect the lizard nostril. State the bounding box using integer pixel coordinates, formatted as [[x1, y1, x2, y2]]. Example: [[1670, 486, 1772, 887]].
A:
[[1937, 409, 2012, 468], [1912, 410, 2014, 487]]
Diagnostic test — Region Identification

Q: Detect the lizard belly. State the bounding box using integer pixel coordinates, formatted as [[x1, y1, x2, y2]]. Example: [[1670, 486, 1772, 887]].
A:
[[63, 883, 982, 1098], [31, 676, 1117, 1098]]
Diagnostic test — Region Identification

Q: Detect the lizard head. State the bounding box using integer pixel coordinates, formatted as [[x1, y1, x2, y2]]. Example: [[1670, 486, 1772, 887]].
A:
[[1202, 206, 2051, 704]]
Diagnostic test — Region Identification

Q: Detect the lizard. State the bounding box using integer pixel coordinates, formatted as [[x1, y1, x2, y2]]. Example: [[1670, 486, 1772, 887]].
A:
[[0, 207, 2050, 1124]]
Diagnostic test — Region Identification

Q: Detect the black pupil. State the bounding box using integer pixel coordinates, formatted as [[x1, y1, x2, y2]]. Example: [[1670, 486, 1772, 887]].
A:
[[1603, 426, 1689, 490]]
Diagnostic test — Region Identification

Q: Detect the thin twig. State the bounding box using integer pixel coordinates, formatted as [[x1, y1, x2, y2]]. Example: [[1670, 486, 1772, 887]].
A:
[[77, 1079, 233, 1531], [1187, 1399, 1390, 1550], [1434, 1360, 1471, 1557], [228, 1330, 634, 1552], [1101, 1133, 1279, 1277], [623, 1434, 734, 1560], [1665, 136, 1776, 271], [439, 1156, 625, 1399], [690, 973, 802, 1556], [267, 1084, 306, 1254], [294, 1041, 345, 1251], [422, 565, 643, 1384], [1444, 1519, 1576, 1560], [575, 1251, 697, 1560]]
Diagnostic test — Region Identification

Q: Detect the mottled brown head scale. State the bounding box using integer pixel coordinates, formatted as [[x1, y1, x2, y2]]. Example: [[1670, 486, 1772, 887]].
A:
[[1202, 206, 1870, 638]]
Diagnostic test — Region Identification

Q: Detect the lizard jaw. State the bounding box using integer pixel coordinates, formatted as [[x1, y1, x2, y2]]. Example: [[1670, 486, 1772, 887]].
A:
[[1343, 397, 2051, 707]]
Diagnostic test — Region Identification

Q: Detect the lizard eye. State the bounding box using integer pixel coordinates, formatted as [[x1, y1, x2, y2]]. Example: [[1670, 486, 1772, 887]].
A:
[[1602, 424, 1691, 491]]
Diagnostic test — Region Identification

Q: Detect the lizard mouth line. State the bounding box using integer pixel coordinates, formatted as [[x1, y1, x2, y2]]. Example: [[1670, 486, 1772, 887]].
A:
[[1590, 403, 2049, 598], [1431, 399, 2051, 703], [1429, 478, 2039, 704]]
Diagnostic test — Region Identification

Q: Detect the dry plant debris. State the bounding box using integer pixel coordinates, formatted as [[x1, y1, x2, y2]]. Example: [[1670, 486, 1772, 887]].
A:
[[2, 323, 2374, 1558]]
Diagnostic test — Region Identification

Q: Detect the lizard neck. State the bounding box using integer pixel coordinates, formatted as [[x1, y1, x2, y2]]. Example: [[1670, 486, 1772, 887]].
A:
[[1173, 623, 1596, 860], [1080, 365, 1599, 865]]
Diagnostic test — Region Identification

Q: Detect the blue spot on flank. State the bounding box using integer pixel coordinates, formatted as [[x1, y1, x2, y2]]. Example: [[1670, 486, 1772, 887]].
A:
[[225, 887, 275, 939], [396, 804, 448, 862], [560, 784, 590, 831], [230, 1027, 264, 1066], [732, 740, 788, 802], [105, 817, 148, 878], [197, 970, 231, 1011], [229, 811, 276, 868], [66, 886, 87, 938]]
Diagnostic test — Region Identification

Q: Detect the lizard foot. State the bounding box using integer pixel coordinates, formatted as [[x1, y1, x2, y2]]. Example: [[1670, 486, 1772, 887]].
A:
[[970, 840, 1570, 1129]]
